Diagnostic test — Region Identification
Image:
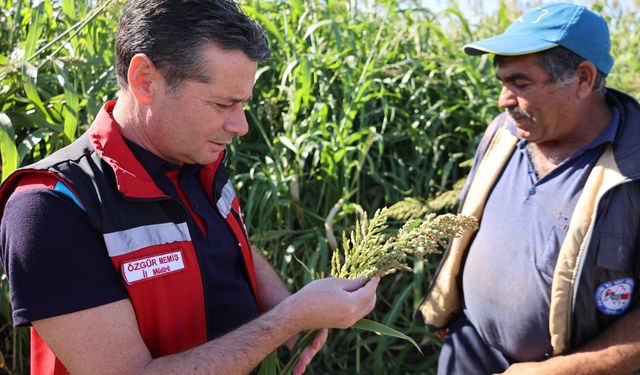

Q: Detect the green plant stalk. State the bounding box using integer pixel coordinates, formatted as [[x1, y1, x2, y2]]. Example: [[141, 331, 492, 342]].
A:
[[356, 333, 361, 374], [278, 329, 319, 375]]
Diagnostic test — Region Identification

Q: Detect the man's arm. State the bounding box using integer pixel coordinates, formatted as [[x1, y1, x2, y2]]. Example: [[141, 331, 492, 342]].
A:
[[251, 247, 330, 375], [33, 276, 379, 375], [252, 247, 292, 311], [498, 308, 640, 375]]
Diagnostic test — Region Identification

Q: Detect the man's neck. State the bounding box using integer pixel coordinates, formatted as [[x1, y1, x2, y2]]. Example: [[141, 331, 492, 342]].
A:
[[111, 93, 183, 166]]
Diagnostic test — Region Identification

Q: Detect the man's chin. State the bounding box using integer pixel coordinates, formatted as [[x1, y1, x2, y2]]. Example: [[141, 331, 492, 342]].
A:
[[516, 128, 534, 141], [201, 152, 221, 165]]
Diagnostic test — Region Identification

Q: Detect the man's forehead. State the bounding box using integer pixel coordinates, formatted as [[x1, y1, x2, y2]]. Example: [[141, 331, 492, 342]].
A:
[[495, 53, 540, 66], [495, 54, 546, 77]]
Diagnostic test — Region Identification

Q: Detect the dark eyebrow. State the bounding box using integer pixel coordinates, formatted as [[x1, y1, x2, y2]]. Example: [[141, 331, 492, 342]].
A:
[[217, 95, 253, 103], [495, 72, 531, 83]]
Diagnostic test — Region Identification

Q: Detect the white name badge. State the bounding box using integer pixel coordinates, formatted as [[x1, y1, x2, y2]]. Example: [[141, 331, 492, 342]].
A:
[[121, 250, 185, 285]]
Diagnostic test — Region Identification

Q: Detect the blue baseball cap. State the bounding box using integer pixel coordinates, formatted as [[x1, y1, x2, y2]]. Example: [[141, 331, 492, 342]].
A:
[[463, 2, 614, 75]]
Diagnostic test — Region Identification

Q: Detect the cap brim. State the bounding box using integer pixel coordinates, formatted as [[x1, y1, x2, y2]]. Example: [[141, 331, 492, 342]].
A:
[[463, 34, 559, 56]]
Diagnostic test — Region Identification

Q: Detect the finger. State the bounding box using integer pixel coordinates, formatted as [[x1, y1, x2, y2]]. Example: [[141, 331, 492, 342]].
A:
[[342, 277, 380, 318], [299, 350, 312, 366], [355, 276, 380, 294], [368, 276, 381, 287], [294, 329, 327, 374], [293, 350, 312, 375], [293, 362, 305, 375], [305, 331, 326, 358], [310, 329, 328, 350], [357, 291, 377, 317], [350, 276, 380, 305]]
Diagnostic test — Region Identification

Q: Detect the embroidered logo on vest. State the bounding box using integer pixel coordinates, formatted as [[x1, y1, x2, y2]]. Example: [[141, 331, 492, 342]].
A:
[[595, 278, 634, 315], [121, 250, 185, 285]]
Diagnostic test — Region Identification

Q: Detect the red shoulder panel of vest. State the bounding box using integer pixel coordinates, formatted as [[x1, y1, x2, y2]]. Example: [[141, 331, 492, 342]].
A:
[[88, 101, 166, 199], [0, 170, 69, 219]]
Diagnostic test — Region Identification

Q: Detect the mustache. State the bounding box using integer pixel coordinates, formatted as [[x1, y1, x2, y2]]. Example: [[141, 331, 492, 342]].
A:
[[506, 107, 532, 120]]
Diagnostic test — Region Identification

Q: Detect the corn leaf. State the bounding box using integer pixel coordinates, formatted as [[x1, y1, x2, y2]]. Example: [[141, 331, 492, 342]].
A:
[[55, 61, 79, 142], [24, 2, 44, 60], [0, 113, 18, 181], [353, 318, 422, 354], [257, 351, 278, 375]]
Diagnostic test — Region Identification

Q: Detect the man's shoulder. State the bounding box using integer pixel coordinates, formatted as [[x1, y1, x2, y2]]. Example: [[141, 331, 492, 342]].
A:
[[473, 112, 515, 159], [606, 89, 640, 179], [27, 132, 96, 172]]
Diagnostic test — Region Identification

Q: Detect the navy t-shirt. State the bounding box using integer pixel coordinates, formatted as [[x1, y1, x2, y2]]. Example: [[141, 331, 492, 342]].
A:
[[0, 139, 259, 340], [1, 187, 129, 325], [439, 108, 620, 374]]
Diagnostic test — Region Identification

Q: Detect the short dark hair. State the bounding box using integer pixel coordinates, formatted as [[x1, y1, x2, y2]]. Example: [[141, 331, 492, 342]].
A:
[[495, 46, 606, 92], [115, 0, 270, 89], [537, 46, 606, 92]]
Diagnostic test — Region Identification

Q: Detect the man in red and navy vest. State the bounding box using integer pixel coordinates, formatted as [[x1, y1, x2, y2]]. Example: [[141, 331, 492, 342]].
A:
[[0, 1, 379, 374]]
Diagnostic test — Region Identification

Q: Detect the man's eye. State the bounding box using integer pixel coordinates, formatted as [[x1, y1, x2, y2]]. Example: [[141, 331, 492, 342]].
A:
[[512, 81, 529, 89], [216, 103, 233, 110]]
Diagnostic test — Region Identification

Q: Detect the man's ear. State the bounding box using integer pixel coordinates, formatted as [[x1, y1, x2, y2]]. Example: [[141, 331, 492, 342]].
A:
[[575, 61, 598, 99], [127, 54, 162, 105]]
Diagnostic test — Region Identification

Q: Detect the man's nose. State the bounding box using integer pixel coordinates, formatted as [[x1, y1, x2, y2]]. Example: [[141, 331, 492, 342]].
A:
[[498, 86, 517, 110], [225, 106, 249, 137]]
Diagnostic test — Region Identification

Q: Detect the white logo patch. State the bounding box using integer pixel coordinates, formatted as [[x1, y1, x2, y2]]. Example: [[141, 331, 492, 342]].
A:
[[121, 250, 185, 285], [595, 278, 634, 315]]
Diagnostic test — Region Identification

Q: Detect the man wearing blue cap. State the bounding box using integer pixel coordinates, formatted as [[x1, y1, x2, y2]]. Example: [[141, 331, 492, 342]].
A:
[[417, 3, 640, 374]]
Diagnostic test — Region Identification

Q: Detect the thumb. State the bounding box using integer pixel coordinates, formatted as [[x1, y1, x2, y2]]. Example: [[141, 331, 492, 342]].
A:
[[341, 276, 370, 292], [348, 276, 380, 296]]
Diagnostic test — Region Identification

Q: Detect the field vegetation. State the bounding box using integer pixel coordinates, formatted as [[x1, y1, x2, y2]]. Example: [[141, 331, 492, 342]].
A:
[[0, 0, 638, 373]]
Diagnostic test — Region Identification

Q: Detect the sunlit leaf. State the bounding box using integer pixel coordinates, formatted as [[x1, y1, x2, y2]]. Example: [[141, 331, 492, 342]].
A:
[[0, 113, 18, 181], [353, 318, 422, 354]]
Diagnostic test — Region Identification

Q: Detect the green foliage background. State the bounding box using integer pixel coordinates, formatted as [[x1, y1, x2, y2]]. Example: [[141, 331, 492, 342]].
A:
[[0, 0, 638, 373]]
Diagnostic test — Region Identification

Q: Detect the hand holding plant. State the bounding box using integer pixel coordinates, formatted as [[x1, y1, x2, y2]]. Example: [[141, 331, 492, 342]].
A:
[[262, 199, 478, 374]]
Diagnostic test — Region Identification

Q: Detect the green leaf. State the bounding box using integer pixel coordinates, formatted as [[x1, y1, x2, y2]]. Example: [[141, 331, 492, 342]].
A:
[[55, 61, 79, 142], [22, 62, 51, 122], [352, 318, 423, 354], [303, 19, 333, 40], [333, 149, 347, 163], [280, 60, 298, 91], [374, 284, 413, 373], [257, 351, 278, 375], [279, 329, 318, 375], [278, 136, 298, 154], [0, 113, 18, 181], [18, 129, 54, 165], [24, 2, 44, 60], [243, 6, 287, 49], [62, 0, 77, 20]]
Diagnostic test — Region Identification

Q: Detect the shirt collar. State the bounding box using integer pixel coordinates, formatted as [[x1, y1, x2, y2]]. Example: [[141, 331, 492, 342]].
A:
[[588, 106, 619, 148], [123, 138, 201, 179]]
